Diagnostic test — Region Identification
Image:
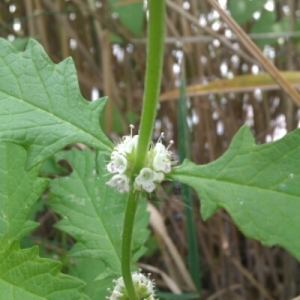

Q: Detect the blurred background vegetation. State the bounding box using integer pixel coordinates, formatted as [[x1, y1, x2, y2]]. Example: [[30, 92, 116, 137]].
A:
[[1, 0, 300, 299]]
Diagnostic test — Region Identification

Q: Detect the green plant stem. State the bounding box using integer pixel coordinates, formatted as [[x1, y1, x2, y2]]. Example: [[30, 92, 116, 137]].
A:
[[121, 190, 139, 300], [133, 0, 166, 173], [121, 1, 166, 299]]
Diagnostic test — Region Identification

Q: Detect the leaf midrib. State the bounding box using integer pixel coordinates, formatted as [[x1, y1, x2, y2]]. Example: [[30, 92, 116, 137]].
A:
[[66, 167, 122, 272], [171, 171, 299, 198]]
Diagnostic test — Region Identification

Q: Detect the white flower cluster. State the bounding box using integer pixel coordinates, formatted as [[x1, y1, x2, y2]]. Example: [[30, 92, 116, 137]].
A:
[[106, 125, 173, 193], [107, 271, 157, 300]]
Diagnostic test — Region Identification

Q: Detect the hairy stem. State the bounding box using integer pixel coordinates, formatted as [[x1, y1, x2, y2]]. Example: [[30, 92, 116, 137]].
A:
[[133, 0, 166, 174], [121, 190, 139, 300], [121, 1, 166, 299]]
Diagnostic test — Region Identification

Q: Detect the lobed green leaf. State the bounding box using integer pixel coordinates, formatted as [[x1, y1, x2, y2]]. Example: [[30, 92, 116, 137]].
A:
[[169, 126, 300, 261], [0, 142, 49, 244], [0, 142, 89, 299], [0, 38, 113, 169], [49, 148, 150, 282], [0, 242, 89, 300], [69, 257, 111, 300]]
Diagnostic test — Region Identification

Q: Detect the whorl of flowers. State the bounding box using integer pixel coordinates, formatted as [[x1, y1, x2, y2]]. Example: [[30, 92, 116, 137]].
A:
[[107, 271, 157, 300], [106, 125, 173, 193]]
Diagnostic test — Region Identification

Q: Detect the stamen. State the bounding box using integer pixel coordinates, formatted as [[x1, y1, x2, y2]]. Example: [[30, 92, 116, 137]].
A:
[[129, 124, 134, 137], [167, 140, 174, 150], [157, 132, 164, 143]]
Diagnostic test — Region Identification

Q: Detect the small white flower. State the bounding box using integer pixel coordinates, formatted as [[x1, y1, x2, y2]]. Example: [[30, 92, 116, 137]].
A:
[[115, 125, 138, 155], [106, 174, 130, 193], [107, 271, 157, 300], [154, 142, 166, 154], [106, 126, 174, 193], [121, 134, 139, 154], [153, 140, 173, 173], [107, 152, 127, 174], [115, 135, 138, 155], [135, 168, 159, 193], [153, 152, 171, 173], [109, 290, 123, 300], [154, 172, 164, 182]]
